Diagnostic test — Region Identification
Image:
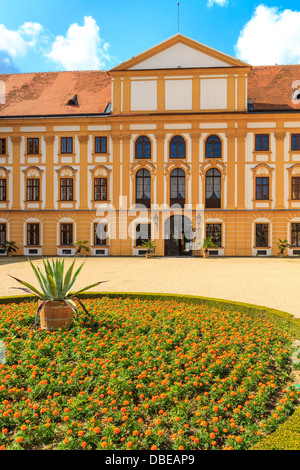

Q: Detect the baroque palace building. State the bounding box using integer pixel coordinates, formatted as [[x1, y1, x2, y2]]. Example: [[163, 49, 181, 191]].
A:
[[1, 33, 300, 257]]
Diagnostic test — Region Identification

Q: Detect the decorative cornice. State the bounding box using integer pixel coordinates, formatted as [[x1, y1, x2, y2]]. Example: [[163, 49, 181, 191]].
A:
[[275, 131, 286, 141], [189, 132, 202, 141], [155, 133, 166, 143], [78, 135, 89, 144], [111, 133, 122, 142], [121, 134, 131, 142], [226, 130, 238, 140], [44, 135, 55, 145], [10, 136, 22, 145]]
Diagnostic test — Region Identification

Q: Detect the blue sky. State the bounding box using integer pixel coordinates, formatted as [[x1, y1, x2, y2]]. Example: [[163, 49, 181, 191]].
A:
[[1, 0, 300, 73]]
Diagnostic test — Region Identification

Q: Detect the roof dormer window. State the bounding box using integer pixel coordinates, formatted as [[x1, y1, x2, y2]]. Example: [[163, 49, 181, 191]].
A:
[[65, 94, 79, 106]]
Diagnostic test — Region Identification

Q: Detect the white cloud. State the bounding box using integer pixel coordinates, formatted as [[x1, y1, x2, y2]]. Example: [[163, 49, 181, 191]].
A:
[[0, 22, 43, 57], [47, 16, 110, 71], [207, 0, 228, 7], [235, 5, 300, 65]]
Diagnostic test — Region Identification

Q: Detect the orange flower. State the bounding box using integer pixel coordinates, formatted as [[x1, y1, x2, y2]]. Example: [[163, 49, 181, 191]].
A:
[[113, 427, 120, 434], [15, 437, 22, 443]]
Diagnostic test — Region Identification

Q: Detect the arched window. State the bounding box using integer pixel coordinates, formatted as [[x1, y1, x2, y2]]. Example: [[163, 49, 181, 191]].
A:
[[135, 136, 151, 159], [205, 168, 221, 208], [205, 135, 222, 159], [169, 135, 186, 159], [136, 168, 151, 208], [170, 168, 185, 207]]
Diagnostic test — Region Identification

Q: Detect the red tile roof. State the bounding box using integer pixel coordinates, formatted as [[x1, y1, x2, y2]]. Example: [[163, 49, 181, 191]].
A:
[[0, 70, 111, 117], [1, 65, 300, 116], [248, 65, 300, 111]]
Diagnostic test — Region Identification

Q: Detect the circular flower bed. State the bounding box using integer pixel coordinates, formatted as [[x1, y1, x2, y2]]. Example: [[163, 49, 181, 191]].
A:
[[0, 296, 299, 450]]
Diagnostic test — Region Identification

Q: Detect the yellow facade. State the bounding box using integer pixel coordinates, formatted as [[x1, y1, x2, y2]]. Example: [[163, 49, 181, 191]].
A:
[[1, 34, 300, 257]]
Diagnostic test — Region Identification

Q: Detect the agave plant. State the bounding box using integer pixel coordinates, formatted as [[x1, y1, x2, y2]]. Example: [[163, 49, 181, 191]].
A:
[[10, 258, 105, 327]]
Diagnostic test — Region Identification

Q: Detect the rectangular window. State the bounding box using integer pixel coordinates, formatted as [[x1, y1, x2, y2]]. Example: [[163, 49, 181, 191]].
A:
[[291, 134, 300, 151], [292, 177, 300, 200], [95, 136, 107, 153], [136, 223, 151, 247], [61, 137, 73, 154], [0, 179, 6, 201], [94, 222, 107, 246], [255, 223, 269, 247], [60, 178, 73, 201], [0, 223, 6, 246], [94, 177, 107, 201], [256, 177, 269, 200], [27, 223, 40, 246], [60, 223, 73, 246], [255, 134, 269, 151], [0, 138, 6, 155], [26, 179, 40, 201], [27, 138, 39, 155], [291, 223, 300, 247], [206, 223, 222, 247]]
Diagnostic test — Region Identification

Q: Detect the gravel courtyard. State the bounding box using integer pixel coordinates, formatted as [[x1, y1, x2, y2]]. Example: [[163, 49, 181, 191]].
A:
[[0, 255, 299, 319]]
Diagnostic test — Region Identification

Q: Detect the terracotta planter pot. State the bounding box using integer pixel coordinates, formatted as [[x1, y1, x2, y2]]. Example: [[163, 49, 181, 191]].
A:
[[203, 251, 210, 258], [39, 300, 73, 331]]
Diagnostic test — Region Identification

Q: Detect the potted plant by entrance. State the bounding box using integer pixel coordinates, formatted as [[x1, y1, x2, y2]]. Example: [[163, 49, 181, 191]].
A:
[[2, 241, 18, 257], [141, 240, 156, 258], [72, 240, 89, 257], [10, 258, 105, 330], [201, 237, 217, 258], [277, 239, 290, 257]]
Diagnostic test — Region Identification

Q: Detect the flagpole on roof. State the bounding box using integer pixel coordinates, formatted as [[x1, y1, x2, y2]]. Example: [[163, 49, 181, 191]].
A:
[[178, 3, 180, 33]]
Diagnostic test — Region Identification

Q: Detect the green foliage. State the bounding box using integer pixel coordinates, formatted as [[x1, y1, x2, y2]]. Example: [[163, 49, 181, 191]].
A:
[[1, 241, 18, 254], [141, 240, 156, 253], [9, 258, 106, 326], [10, 258, 100, 301], [72, 240, 89, 254], [250, 408, 300, 450], [201, 237, 217, 253], [277, 239, 290, 254]]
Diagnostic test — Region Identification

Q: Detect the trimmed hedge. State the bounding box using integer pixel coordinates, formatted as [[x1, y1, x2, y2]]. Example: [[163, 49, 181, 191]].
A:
[[250, 408, 300, 450], [1, 290, 300, 450]]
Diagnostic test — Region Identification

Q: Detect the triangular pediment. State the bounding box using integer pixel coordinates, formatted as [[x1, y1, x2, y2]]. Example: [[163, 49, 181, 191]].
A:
[[110, 34, 250, 71]]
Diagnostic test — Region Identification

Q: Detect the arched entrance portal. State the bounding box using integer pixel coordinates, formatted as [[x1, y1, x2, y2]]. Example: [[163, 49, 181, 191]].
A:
[[164, 215, 193, 256]]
